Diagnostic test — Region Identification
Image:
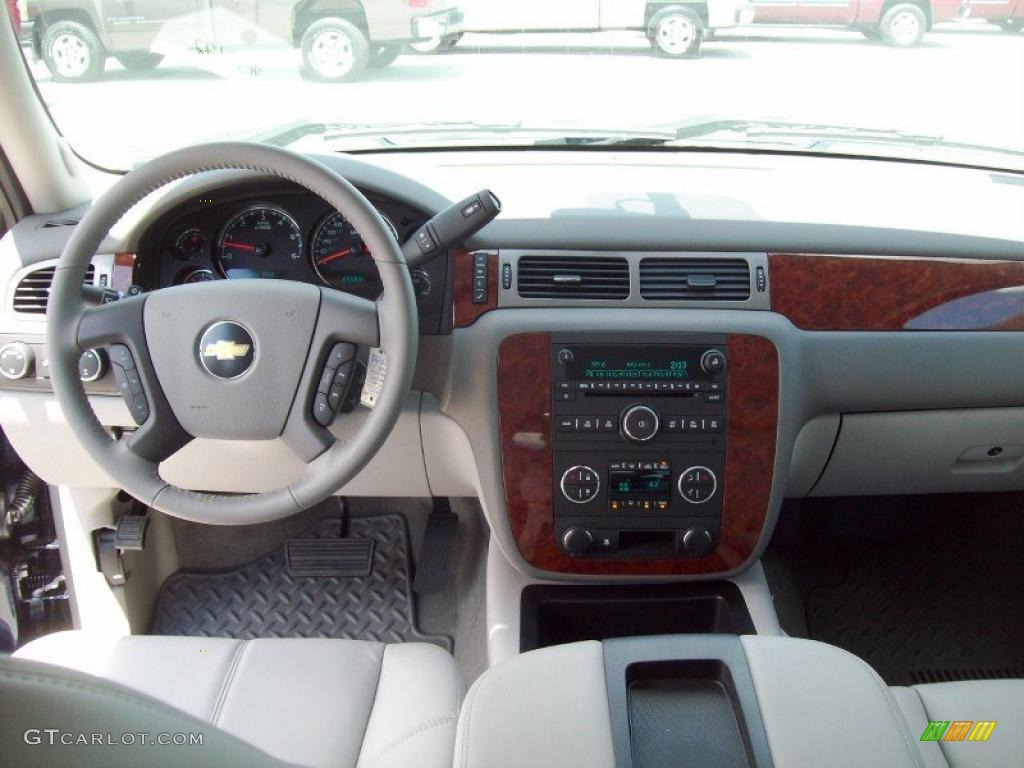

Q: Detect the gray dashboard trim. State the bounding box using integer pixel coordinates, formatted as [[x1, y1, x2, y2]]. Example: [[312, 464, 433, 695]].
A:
[[466, 218, 1024, 261], [445, 307, 1024, 582]]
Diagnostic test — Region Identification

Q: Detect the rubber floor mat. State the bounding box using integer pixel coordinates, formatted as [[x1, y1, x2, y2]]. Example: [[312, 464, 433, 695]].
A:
[[801, 500, 1024, 687], [151, 514, 450, 651]]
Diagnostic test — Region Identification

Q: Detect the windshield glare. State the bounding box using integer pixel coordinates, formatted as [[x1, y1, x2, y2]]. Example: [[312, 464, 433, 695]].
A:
[[8, 0, 1024, 170]]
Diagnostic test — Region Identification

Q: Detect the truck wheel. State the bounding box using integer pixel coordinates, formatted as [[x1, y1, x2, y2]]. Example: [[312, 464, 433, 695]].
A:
[[300, 18, 369, 82], [41, 20, 105, 83], [997, 18, 1023, 32], [409, 33, 462, 54], [878, 3, 927, 47], [115, 52, 165, 71], [648, 7, 703, 58], [368, 43, 401, 69]]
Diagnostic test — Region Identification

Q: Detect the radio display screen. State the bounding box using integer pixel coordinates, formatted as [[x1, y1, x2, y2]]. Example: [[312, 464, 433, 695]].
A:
[[608, 466, 672, 501], [566, 346, 700, 380]]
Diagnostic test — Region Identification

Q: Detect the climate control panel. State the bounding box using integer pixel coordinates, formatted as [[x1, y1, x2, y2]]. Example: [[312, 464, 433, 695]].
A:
[[550, 333, 728, 560]]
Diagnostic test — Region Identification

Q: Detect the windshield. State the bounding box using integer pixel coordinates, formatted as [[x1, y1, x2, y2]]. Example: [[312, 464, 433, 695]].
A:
[[8, 0, 1024, 170]]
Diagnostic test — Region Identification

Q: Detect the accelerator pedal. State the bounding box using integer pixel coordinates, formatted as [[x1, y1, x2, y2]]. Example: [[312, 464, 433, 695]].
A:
[[413, 501, 459, 594]]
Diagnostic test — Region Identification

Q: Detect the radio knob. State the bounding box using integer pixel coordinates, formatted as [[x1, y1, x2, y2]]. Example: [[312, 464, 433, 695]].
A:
[[679, 526, 715, 558], [0, 342, 33, 380], [700, 349, 727, 375], [562, 526, 594, 556], [621, 405, 659, 443]]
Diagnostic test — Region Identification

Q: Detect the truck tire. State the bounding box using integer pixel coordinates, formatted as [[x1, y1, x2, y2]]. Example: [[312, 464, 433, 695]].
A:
[[368, 43, 401, 69], [409, 33, 462, 54], [878, 3, 927, 47], [648, 7, 703, 58], [300, 18, 369, 82], [997, 18, 1023, 32], [115, 52, 165, 71], [41, 20, 105, 83]]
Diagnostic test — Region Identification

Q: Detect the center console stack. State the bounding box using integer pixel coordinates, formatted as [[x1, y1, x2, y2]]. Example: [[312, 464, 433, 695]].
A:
[[551, 333, 729, 560]]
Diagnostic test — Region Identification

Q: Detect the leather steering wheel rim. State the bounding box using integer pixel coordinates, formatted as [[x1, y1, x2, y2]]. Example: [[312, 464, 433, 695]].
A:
[[47, 142, 418, 524]]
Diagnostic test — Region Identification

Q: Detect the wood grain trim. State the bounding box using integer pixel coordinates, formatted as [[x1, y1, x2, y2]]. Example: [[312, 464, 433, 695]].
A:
[[497, 333, 779, 575], [452, 249, 498, 328], [769, 253, 1024, 331]]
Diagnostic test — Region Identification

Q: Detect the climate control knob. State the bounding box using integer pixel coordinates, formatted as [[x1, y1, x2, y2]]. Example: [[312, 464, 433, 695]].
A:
[[562, 526, 594, 556], [700, 349, 727, 375], [621, 405, 659, 443], [679, 526, 715, 558]]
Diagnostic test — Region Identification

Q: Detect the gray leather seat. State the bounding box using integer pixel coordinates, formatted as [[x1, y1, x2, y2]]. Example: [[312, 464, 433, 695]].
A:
[[3, 630, 463, 768]]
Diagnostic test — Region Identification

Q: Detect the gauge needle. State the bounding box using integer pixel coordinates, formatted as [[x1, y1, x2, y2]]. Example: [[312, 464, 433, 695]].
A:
[[317, 248, 352, 265], [223, 240, 256, 252]]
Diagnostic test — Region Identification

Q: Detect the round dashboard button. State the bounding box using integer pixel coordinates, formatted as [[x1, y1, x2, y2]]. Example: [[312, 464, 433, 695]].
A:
[[678, 465, 718, 504], [621, 405, 659, 443]]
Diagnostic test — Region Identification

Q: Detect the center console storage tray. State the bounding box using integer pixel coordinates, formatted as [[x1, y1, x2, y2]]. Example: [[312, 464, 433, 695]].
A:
[[520, 582, 754, 652]]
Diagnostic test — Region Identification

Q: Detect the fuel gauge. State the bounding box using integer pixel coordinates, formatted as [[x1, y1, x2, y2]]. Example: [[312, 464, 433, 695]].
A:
[[175, 229, 207, 261]]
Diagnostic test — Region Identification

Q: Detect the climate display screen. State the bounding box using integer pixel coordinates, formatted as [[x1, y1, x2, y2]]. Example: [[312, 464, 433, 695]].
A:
[[608, 466, 672, 501], [565, 346, 702, 380]]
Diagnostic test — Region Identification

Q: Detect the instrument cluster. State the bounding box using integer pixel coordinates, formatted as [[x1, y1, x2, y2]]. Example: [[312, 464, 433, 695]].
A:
[[141, 184, 422, 301]]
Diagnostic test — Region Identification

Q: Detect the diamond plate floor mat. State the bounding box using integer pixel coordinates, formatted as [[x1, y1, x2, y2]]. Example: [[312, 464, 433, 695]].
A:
[[151, 514, 451, 651], [796, 498, 1024, 687]]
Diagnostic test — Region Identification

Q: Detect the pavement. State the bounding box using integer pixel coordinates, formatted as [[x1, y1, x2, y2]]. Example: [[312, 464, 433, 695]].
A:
[[27, 22, 1024, 171]]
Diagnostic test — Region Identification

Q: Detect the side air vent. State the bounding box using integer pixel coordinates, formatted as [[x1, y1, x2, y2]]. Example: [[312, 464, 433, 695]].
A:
[[639, 258, 751, 301], [517, 255, 629, 300], [13, 265, 96, 314]]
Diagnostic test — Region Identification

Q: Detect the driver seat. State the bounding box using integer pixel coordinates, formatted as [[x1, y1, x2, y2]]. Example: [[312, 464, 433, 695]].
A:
[[2, 630, 464, 768]]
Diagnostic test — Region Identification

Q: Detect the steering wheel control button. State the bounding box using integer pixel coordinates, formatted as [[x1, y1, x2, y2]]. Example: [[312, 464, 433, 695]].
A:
[[198, 321, 255, 380], [313, 393, 333, 427], [129, 394, 150, 425], [326, 342, 356, 368], [621, 405, 660, 443], [0, 342, 34, 380], [560, 464, 600, 504], [78, 348, 107, 383], [108, 344, 135, 371], [679, 466, 718, 504]]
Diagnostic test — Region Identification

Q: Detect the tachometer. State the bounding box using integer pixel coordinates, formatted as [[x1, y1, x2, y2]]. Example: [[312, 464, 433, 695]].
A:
[[217, 205, 303, 280], [310, 211, 392, 298]]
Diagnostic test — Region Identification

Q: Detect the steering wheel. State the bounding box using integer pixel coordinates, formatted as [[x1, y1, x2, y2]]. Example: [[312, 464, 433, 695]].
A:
[[46, 143, 418, 524]]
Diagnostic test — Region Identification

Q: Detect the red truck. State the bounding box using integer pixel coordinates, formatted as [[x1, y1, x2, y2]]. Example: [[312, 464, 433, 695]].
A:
[[750, 0, 968, 46], [971, 0, 1024, 30]]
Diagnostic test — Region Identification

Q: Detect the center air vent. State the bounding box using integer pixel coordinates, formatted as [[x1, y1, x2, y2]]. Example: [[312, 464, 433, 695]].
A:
[[13, 265, 96, 314], [639, 258, 751, 301], [517, 255, 629, 300]]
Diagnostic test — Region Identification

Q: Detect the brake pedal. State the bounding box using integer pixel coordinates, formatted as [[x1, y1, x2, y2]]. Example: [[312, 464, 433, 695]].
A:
[[286, 537, 374, 578]]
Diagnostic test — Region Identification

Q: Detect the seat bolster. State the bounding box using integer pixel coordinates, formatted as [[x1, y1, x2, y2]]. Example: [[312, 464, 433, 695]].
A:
[[356, 643, 465, 768], [890, 687, 949, 768], [0, 654, 285, 768], [14, 630, 247, 722], [912, 681, 1024, 768]]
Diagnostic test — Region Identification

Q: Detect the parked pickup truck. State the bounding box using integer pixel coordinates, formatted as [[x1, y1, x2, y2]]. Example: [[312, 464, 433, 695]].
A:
[[750, 0, 967, 46], [25, 0, 463, 82], [971, 0, 1024, 31], [414, 0, 756, 58]]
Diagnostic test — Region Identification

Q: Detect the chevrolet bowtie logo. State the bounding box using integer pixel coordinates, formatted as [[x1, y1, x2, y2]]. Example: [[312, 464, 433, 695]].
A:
[[202, 340, 251, 361]]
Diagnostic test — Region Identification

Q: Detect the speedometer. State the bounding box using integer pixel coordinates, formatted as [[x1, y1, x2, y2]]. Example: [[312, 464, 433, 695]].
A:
[[217, 205, 303, 280], [309, 211, 392, 298]]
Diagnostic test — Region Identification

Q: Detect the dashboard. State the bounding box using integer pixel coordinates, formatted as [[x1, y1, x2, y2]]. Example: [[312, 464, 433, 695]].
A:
[[133, 181, 453, 333], [1, 149, 1023, 582]]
